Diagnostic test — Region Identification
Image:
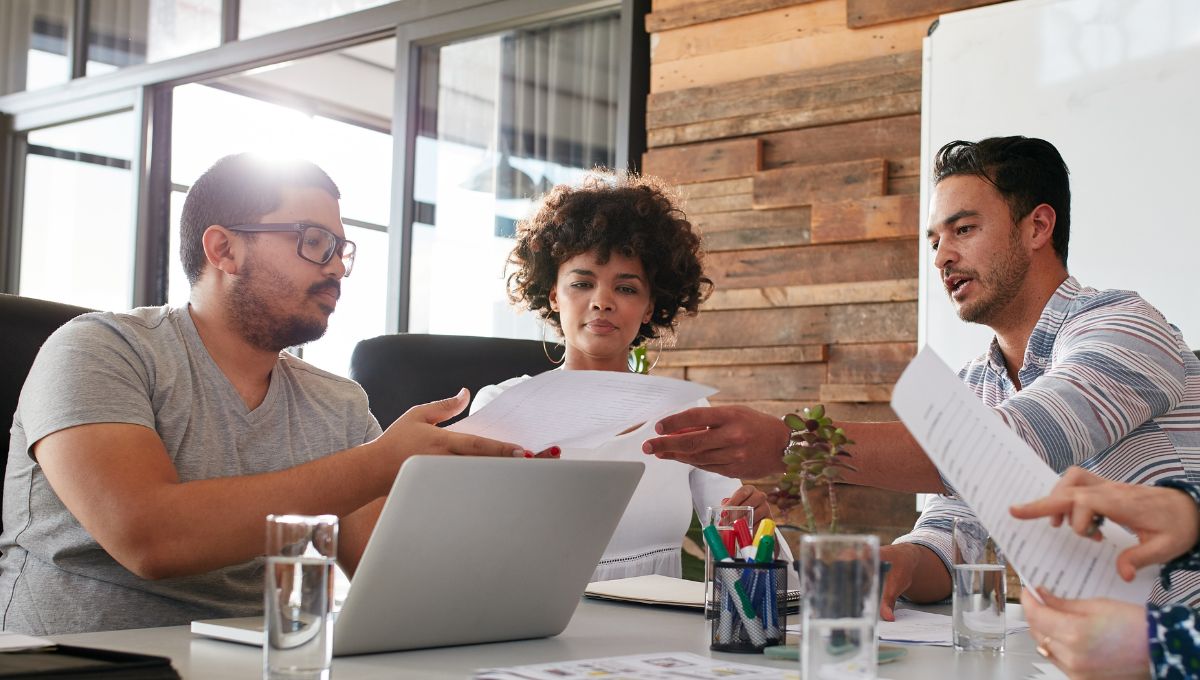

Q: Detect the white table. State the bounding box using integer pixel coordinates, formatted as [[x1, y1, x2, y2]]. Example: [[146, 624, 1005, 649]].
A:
[[53, 600, 1046, 679]]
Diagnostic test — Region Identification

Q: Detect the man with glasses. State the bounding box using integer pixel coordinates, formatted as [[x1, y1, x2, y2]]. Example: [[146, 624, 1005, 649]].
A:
[[0, 153, 530, 635]]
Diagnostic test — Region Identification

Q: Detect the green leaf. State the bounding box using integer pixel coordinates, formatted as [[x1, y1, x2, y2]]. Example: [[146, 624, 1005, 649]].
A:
[[784, 413, 805, 430]]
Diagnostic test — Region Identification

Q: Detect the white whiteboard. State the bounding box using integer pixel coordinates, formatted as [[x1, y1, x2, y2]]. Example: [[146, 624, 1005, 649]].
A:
[[919, 0, 1200, 369]]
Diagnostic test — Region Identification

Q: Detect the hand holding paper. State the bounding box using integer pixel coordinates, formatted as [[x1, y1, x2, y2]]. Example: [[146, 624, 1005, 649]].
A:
[[890, 347, 1154, 604], [1010, 466, 1200, 583], [449, 370, 716, 454]]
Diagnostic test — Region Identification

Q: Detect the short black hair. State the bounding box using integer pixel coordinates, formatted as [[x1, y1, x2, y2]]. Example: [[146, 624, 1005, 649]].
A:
[[179, 154, 341, 285], [507, 171, 712, 347], [933, 136, 1070, 265]]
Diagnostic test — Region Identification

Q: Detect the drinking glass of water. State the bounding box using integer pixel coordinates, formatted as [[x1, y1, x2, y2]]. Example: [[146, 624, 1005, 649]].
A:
[[951, 518, 1006, 653], [264, 514, 338, 680], [800, 534, 880, 679]]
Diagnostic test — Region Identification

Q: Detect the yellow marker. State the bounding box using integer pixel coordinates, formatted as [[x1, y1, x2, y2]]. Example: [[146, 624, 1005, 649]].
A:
[[752, 518, 776, 548]]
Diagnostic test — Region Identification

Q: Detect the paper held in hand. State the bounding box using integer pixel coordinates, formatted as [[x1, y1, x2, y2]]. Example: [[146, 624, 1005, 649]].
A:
[[890, 347, 1155, 604], [448, 369, 716, 453]]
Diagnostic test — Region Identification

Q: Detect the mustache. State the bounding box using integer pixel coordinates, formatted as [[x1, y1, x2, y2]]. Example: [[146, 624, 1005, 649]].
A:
[[941, 266, 978, 280], [308, 280, 341, 299]]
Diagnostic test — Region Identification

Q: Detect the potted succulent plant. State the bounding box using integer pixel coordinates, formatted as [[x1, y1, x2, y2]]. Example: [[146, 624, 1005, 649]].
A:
[[767, 404, 856, 534], [768, 405, 888, 649]]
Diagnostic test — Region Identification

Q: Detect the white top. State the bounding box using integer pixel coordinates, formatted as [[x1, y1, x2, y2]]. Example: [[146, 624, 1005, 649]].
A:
[[472, 375, 740, 582]]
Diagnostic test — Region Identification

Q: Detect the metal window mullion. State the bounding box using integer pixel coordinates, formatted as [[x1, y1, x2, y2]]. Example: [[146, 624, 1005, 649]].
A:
[[386, 30, 419, 334], [615, 0, 648, 173], [221, 0, 241, 44], [0, 116, 24, 294], [70, 0, 91, 80], [131, 85, 173, 308]]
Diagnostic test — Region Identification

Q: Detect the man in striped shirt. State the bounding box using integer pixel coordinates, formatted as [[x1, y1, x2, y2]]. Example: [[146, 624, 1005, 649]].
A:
[[643, 136, 1200, 617]]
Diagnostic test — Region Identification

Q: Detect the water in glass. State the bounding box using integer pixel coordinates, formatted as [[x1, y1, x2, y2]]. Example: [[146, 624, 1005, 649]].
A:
[[952, 563, 1006, 652], [264, 555, 335, 679]]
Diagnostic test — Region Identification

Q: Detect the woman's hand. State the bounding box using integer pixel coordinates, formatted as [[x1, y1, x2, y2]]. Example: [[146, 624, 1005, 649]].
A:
[[1010, 466, 1200, 580], [724, 484, 772, 526], [1022, 587, 1150, 680]]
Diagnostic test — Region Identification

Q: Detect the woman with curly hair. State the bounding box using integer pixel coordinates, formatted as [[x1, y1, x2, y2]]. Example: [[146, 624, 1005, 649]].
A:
[[471, 172, 771, 582]]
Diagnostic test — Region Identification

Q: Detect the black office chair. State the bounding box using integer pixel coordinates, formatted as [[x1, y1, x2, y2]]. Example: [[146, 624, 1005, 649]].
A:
[[349, 333, 553, 429], [0, 294, 95, 532]]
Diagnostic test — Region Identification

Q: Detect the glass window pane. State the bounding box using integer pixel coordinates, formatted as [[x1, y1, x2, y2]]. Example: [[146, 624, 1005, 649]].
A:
[[0, 0, 73, 95], [169, 37, 394, 375], [408, 13, 620, 340], [239, 0, 391, 40], [21, 112, 136, 311], [86, 0, 222, 76]]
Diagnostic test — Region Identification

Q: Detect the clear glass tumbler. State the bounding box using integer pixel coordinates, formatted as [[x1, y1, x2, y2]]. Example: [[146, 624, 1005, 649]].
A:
[[702, 505, 753, 624], [952, 518, 1006, 652], [800, 534, 879, 680], [264, 514, 338, 680]]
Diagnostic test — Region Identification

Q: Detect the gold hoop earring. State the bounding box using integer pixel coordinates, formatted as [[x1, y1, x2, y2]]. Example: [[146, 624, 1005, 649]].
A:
[[628, 337, 663, 374], [541, 324, 565, 365], [647, 337, 662, 372]]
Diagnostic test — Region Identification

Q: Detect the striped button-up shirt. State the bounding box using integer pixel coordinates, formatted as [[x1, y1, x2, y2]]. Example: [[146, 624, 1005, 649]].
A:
[[895, 276, 1200, 606]]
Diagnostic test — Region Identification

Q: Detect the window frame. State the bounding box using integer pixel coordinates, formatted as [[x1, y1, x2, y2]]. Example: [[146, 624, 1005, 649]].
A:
[[0, 0, 646, 333]]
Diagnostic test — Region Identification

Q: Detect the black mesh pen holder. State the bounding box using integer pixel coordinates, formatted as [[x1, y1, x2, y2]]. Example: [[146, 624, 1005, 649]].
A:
[[709, 559, 788, 653]]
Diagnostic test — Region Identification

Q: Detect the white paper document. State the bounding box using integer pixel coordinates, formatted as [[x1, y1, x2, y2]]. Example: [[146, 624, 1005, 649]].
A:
[[475, 651, 794, 679], [890, 347, 1155, 603], [449, 370, 716, 453], [785, 609, 1028, 647]]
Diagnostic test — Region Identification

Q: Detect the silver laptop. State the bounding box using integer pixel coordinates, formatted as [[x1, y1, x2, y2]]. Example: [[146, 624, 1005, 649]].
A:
[[192, 456, 643, 655]]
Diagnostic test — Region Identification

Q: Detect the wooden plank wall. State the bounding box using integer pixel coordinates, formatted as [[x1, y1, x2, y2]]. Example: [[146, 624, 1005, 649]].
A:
[[644, 0, 1003, 540]]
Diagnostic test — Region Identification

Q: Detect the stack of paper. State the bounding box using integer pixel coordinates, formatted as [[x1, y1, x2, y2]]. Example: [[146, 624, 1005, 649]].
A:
[[783, 609, 1028, 647]]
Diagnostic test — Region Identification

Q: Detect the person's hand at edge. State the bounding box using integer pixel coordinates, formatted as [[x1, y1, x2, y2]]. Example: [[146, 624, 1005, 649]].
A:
[[1021, 587, 1149, 680], [1010, 466, 1200, 580], [877, 543, 920, 622]]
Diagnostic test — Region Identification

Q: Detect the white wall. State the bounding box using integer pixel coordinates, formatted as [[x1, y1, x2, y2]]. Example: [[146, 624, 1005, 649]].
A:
[[919, 0, 1200, 369]]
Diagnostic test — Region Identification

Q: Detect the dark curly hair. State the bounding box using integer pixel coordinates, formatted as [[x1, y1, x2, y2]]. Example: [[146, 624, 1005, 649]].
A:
[[933, 136, 1070, 265], [507, 172, 712, 347]]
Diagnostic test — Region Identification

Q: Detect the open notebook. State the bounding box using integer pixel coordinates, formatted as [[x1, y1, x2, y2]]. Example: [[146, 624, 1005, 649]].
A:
[[585, 575, 800, 613]]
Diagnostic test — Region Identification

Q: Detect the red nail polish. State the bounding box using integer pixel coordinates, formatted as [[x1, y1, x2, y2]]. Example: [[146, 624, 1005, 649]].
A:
[[524, 452, 533, 458], [550, 446, 561, 457]]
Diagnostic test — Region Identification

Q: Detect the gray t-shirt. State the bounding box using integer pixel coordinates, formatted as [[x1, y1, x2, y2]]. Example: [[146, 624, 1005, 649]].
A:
[[0, 305, 382, 634]]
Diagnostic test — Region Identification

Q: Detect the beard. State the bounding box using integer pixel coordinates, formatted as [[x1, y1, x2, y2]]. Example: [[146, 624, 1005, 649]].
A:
[[227, 256, 337, 352], [951, 229, 1031, 326]]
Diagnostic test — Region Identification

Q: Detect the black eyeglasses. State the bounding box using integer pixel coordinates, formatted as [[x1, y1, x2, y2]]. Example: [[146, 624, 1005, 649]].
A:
[[226, 223, 356, 278]]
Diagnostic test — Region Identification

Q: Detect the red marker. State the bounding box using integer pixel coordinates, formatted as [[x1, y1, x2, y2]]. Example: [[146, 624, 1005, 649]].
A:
[[720, 527, 737, 558], [732, 518, 754, 551]]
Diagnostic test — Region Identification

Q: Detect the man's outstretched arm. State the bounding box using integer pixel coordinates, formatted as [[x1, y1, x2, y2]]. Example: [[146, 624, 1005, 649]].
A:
[[34, 393, 521, 580], [643, 405, 947, 493]]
